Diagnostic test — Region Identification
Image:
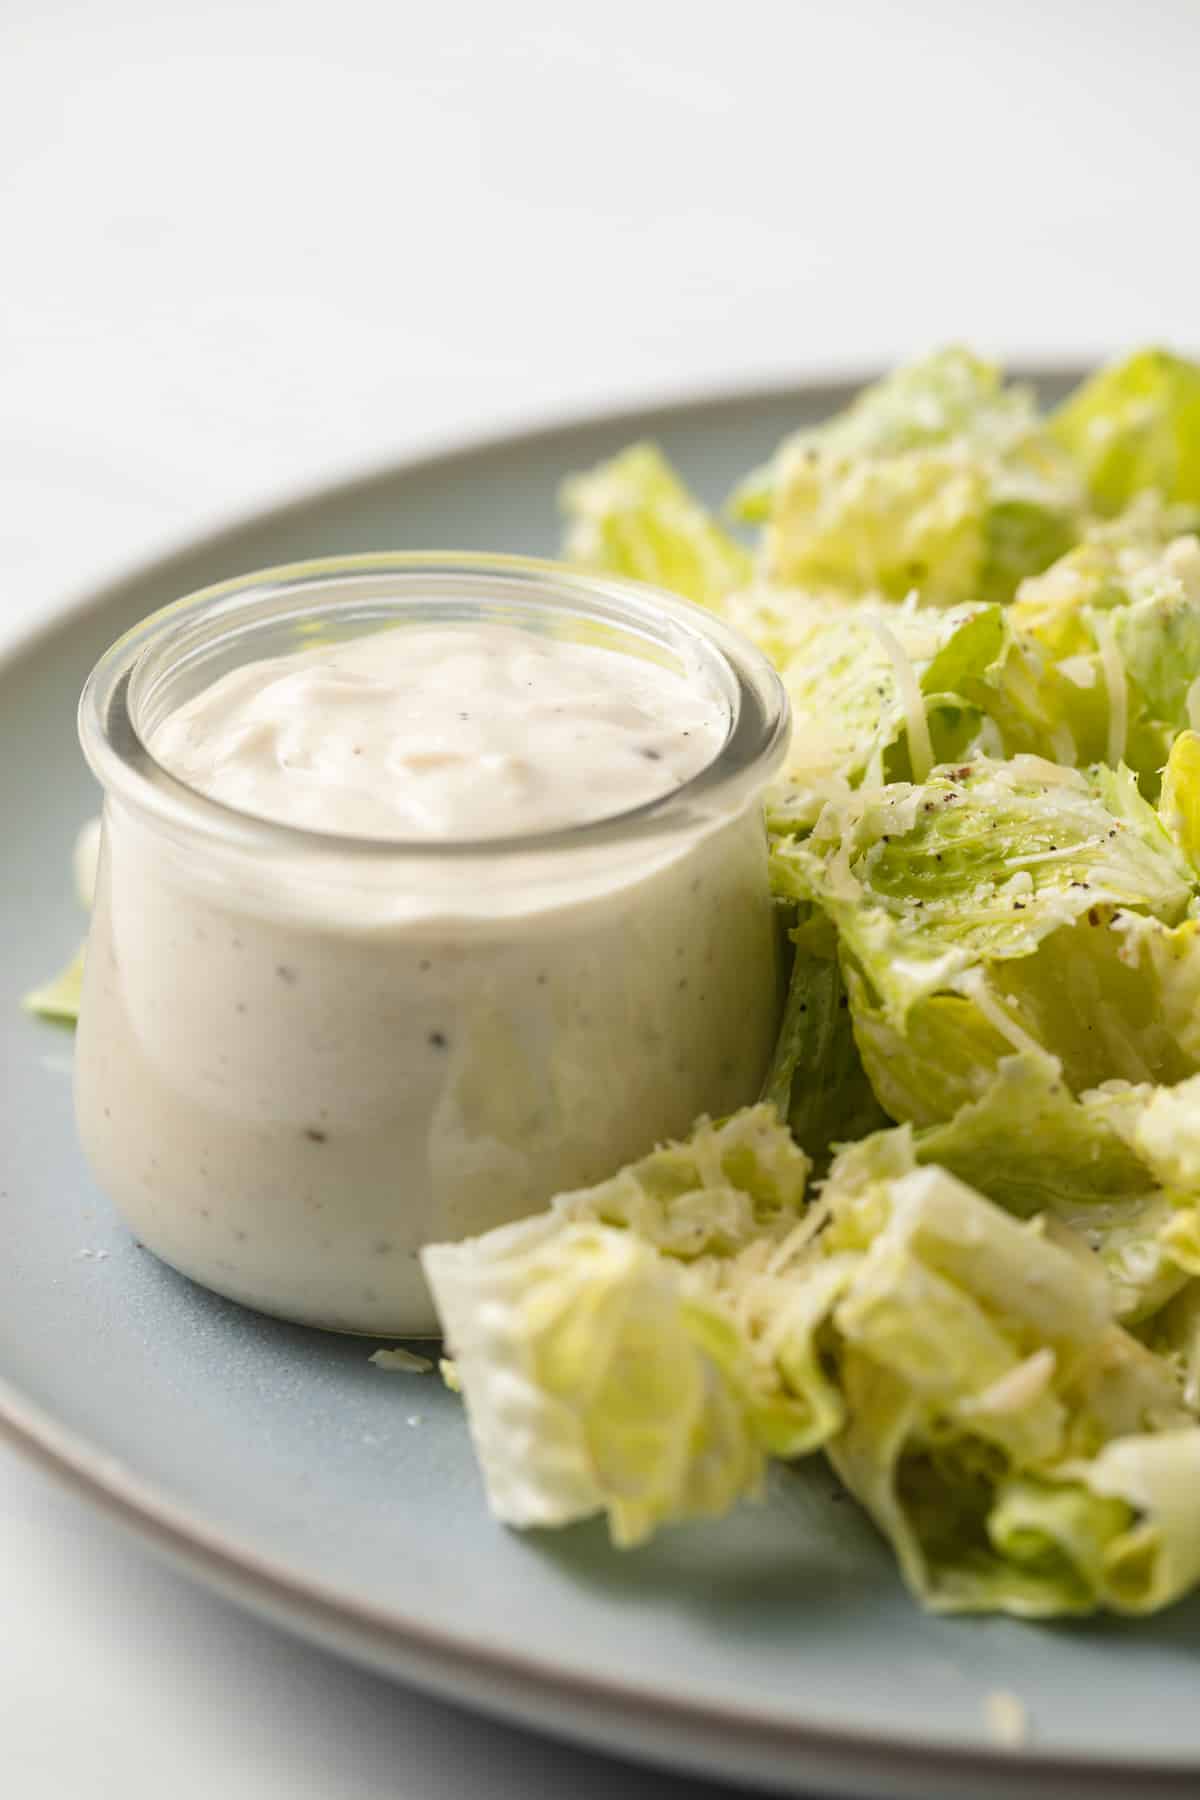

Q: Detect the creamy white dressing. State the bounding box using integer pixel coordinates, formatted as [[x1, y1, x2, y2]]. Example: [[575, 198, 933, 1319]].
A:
[[76, 614, 783, 1334], [148, 624, 724, 840]]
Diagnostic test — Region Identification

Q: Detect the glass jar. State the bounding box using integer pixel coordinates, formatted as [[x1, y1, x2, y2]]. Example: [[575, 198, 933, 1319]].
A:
[[75, 554, 789, 1334]]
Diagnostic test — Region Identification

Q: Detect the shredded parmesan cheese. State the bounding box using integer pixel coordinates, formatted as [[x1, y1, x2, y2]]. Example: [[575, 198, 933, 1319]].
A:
[[369, 1347, 433, 1374], [862, 613, 934, 783], [984, 1690, 1029, 1749], [958, 970, 1046, 1059], [1097, 614, 1128, 769]]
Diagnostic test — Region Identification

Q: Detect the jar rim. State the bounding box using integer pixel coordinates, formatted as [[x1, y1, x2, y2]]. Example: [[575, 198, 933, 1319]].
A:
[[78, 552, 790, 860]]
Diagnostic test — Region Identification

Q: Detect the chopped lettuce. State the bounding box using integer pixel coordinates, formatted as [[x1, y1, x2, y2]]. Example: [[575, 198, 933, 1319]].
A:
[[551, 1104, 811, 1260], [23, 817, 101, 1025], [967, 529, 1200, 788], [426, 1122, 1200, 1617], [773, 756, 1200, 1128], [1052, 349, 1200, 516], [775, 756, 1192, 1023], [22, 945, 85, 1026], [988, 1433, 1200, 1617], [760, 945, 888, 1166], [560, 443, 752, 609], [839, 1051, 1193, 1322], [731, 591, 1003, 828], [816, 1159, 1198, 1615], [1159, 730, 1200, 872], [424, 1211, 768, 1545], [1149, 1282, 1200, 1412], [732, 349, 1082, 605], [421, 1110, 816, 1542]]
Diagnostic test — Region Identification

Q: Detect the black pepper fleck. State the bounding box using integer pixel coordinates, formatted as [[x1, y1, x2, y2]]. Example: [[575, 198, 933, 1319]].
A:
[[305, 1128, 327, 1144], [428, 1030, 448, 1049], [276, 964, 297, 984]]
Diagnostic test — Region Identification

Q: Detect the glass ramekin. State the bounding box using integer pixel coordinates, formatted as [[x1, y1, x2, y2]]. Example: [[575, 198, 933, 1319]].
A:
[[74, 554, 790, 1334]]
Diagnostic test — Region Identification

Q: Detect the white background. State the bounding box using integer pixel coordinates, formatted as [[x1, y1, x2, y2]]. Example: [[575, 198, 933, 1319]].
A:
[[2, 3, 1198, 1795]]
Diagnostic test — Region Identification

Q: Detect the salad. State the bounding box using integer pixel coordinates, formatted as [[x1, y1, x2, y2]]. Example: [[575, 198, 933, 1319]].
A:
[[429, 348, 1200, 1620], [34, 348, 1200, 1621]]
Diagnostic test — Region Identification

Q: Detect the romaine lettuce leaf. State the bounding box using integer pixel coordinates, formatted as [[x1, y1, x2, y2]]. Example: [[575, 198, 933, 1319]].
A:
[[560, 443, 753, 608], [421, 1109, 817, 1541], [840, 968, 1012, 1127], [1107, 1074, 1200, 1280], [851, 902, 1200, 1127], [1159, 730, 1200, 873], [842, 1050, 1190, 1322], [969, 529, 1200, 788], [23, 817, 101, 1026], [1052, 349, 1200, 515], [425, 1102, 1200, 1618], [423, 1212, 768, 1545], [776, 757, 1192, 1028], [781, 759, 1200, 1125], [990, 1432, 1200, 1616], [1148, 1282, 1200, 1412], [760, 946, 887, 1165], [22, 946, 85, 1025], [815, 1161, 1197, 1615], [734, 349, 1082, 605], [733, 590, 1003, 829], [552, 1105, 811, 1260]]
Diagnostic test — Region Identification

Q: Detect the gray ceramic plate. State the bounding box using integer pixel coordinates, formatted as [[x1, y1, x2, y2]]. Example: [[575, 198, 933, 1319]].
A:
[[3, 375, 1198, 1800]]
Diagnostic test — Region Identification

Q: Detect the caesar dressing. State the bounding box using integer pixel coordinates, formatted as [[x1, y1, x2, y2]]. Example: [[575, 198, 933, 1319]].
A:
[[74, 560, 788, 1333], [148, 623, 724, 840]]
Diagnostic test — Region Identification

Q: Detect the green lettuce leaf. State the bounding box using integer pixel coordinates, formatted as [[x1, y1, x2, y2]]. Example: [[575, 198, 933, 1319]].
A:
[[760, 945, 888, 1166], [777, 757, 1192, 1025], [815, 1160, 1196, 1615], [968, 528, 1200, 788], [775, 758, 1200, 1126], [1148, 1282, 1200, 1412], [552, 1104, 811, 1260], [23, 817, 101, 1026], [734, 349, 1082, 605], [731, 590, 1003, 828], [421, 1109, 816, 1542], [844, 1050, 1190, 1321], [22, 945, 85, 1025], [1108, 1074, 1200, 1279], [426, 1103, 1200, 1618], [852, 905, 1200, 1127], [560, 443, 753, 609], [1159, 729, 1200, 873], [990, 1432, 1200, 1616], [423, 1212, 768, 1545], [1052, 348, 1200, 516]]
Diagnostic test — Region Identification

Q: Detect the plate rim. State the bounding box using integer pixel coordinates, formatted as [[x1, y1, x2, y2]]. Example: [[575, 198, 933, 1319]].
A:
[[6, 363, 1197, 1798]]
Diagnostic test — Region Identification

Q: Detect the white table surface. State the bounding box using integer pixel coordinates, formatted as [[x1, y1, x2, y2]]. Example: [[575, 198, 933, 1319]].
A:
[[2, 2, 1198, 1794]]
